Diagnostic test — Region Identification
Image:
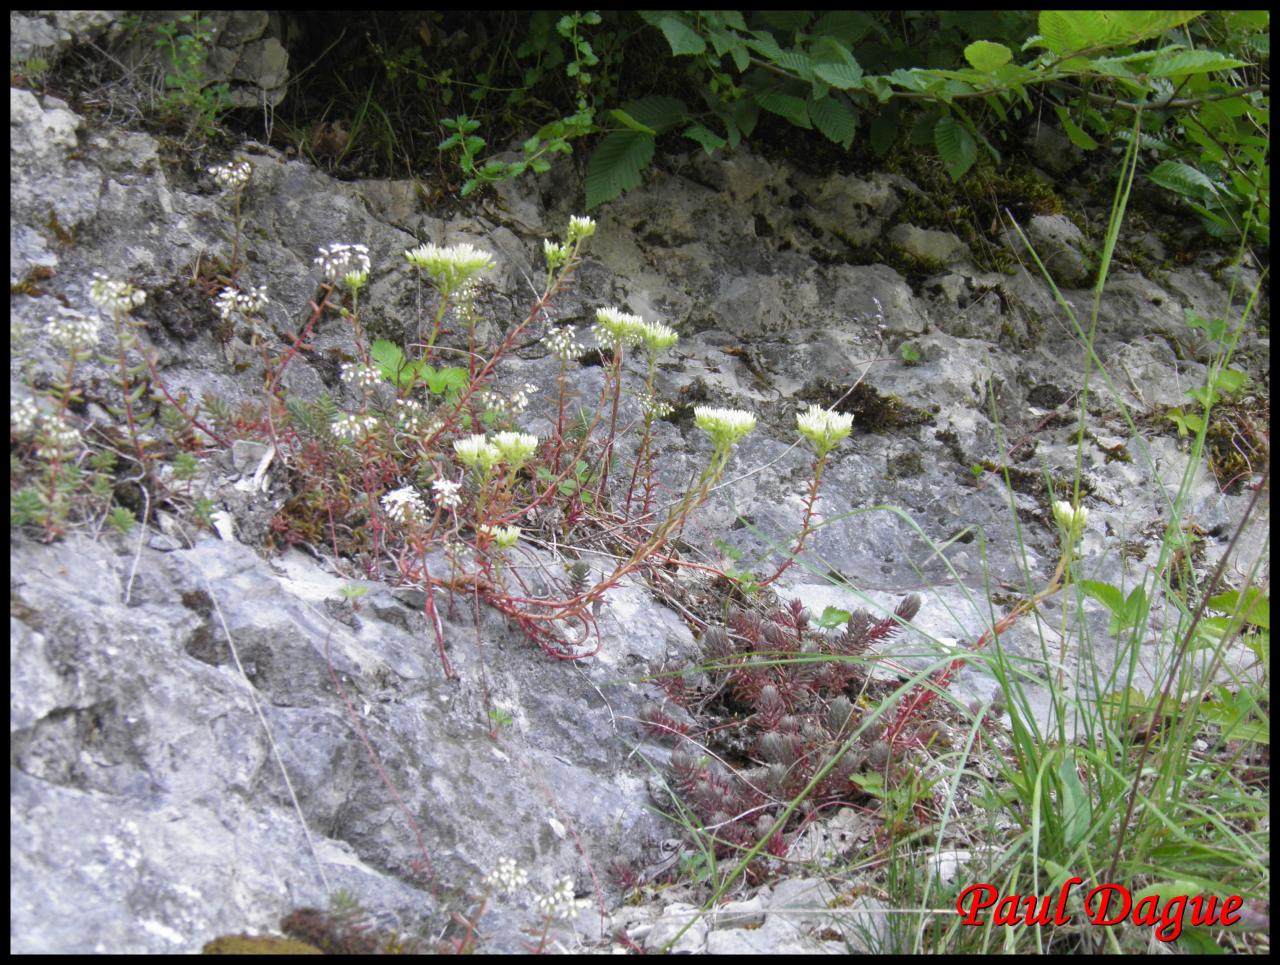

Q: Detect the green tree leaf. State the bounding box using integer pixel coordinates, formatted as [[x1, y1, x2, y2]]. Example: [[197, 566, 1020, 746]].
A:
[[657, 15, 705, 56], [1054, 105, 1100, 149], [813, 61, 864, 89], [809, 94, 856, 148], [618, 95, 687, 133], [1150, 161, 1219, 203], [934, 114, 977, 180], [757, 90, 811, 128], [585, 130, 655, 209], [1150, 48, 1249, 78], [683, 123, 727, 154], [964, 40, 1013, 72]]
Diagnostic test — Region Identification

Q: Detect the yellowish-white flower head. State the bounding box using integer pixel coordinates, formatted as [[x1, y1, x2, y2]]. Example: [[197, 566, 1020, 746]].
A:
[[543, 239, 570, 271], [593, 307, 646, 351], [492, 431, 539, 469], [453, 433, 499, 472], [695, 406, 757, 451], [796, 404, 854, 456], [566, 215, 596, 243], [1052, 500, 1089, 540], [479, 523, 521, 550], [639, 320, 679, 356], [404, 241, 495, 294]]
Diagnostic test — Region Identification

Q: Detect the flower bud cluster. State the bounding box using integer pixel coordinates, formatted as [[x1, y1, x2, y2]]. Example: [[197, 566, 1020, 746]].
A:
[[46, 310, 101, 351], [89, 273, 145, 315], [214, 284, 269, 321], [381, 485, 427, 525], [207, 159, 252, 191], [314, 243, 371, 288], [331, 412, 379, 441]]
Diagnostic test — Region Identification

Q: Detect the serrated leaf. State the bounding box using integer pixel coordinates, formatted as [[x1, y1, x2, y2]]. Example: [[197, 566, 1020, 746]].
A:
[[870, 104, 899, 156], [1081, 579, 1125, 615], [619, 95, 687, 133], [757, 90, 811, 128], [964, 40, 1012, 72], [812, 11, 875, 46], [809, 94, 856, 148], [1207, 587, 1269, 629], [683, 123, 727, 154], [1054, 105, 1100, 150], [608, 108, 656, 136], [817, 606, 851, 630], [1151, 49, 1249, 77], [773, 49, 814, 80], [585, 130, 655, 209], [933, 115, 977, 180], [756, 11, 812, 35], [813, 61, 864, 89], [1149, 161, 1218, 202], [370, 339, 408, 387], [657, 15, 705, 56]]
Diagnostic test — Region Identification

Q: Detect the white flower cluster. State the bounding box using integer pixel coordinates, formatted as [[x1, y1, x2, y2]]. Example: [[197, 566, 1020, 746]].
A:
[[46, 311, 101, 351], [331, 412, 379, 441], [404, 241, 495, 294], [89, 273, 145, 315], [207, 159, 252, 191], [695, 406, 757, 450], [544, 326, 584, 363], [431, 477, 462, 511], [10, 396, 42, 434], [533, 877, 592, 920], [394, 398, 433, 434], [479, 523, 521, 549], [214, 284, 269, 321], [340, 361, 381, 389], [478, 383, 538, 417], [314, 243, 371, 287], [483, 857, 530, 895], [381, 485, 427, 524], [36, 414, 82, 458], [641, 393, 673, 420], [796, 404, 854, 456]]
